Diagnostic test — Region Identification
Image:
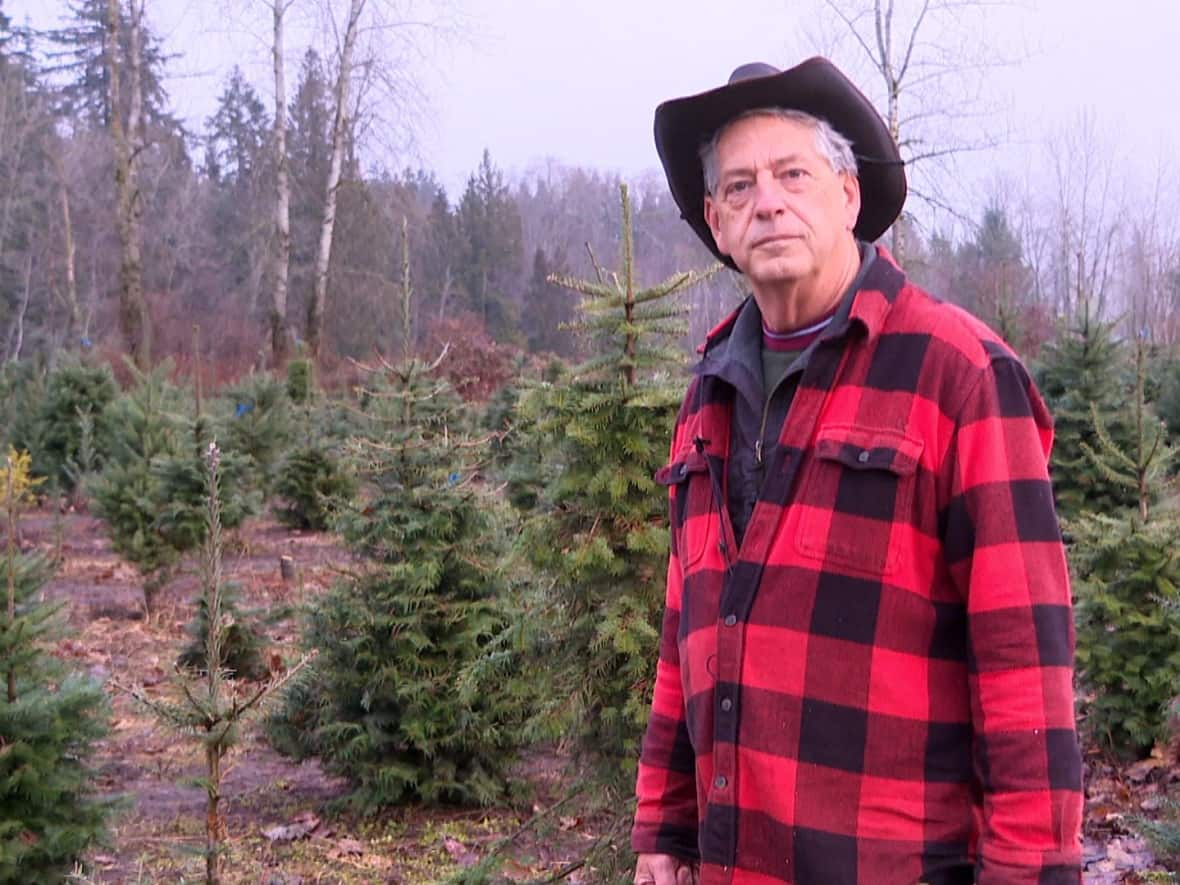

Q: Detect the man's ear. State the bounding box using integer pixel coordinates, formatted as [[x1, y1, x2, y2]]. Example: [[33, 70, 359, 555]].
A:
[[842, 173, 862, 231]]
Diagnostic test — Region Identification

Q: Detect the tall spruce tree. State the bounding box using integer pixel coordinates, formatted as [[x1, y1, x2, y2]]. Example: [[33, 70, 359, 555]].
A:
[[0, 450, 112, 882], [203, 67, 269, 185], [201, 67, 273, 320], [1036, 294, 1137, 520], [0, 23, 59, 364], [41, 0, 176, 132], [522, 245, 575, 357], [510, 184, 716, 778], [19, 357, 117, 494], [456, 149, 523, 341], [1070, 337, 1180, 755], [267, 226, 522, 810]]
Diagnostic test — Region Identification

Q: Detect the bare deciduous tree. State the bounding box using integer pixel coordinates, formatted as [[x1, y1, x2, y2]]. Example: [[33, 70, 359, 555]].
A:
[[1119, 156, 1179, 346], [300, 0, 466, 362], [811, 0, 1021, 262], [1045, 111, 1123, 321], [51, 150, 81, 348], [305, 0, 364, 361], [269, 0, 295, 367], [106, 0, 150, 368]]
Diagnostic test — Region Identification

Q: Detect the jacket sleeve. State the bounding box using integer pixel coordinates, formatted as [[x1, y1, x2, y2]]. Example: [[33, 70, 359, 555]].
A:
[[941, 353, 1083, 883], [631, 465, 700, 859]]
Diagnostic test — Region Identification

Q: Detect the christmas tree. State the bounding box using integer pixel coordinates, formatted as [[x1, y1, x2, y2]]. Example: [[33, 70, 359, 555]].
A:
[[1036, 291, 1137, 520], [116, 443, 311, 884], [267, 218, 523, 809], [0, 450, 113, 882], [511, 183, 716, 777], [1070, 337, 1180, 754], [90, 362, 184, 611]]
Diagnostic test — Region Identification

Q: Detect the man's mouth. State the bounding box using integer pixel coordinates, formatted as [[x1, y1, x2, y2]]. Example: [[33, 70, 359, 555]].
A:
[[752, 235, 799, 249]]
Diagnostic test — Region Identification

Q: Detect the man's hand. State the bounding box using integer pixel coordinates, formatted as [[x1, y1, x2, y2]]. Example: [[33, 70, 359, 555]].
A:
[[633, 853, 699, 885]]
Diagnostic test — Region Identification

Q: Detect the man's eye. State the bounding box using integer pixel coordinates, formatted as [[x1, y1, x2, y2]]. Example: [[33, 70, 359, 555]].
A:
[[780, 167, 809, 180], [725, 180, 751, 197]]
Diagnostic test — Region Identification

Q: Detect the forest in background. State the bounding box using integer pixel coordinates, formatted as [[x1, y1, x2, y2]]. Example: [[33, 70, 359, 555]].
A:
[[1, 0, 1177, 378]]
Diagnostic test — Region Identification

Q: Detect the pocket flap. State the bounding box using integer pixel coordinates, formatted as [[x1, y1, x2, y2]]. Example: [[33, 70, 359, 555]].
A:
[[813, 424, 924, 477], [655, 448, 709, 486]]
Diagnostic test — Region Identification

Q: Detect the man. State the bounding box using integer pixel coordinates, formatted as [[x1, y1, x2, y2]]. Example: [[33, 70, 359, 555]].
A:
[[631, 58, 1082, 885]]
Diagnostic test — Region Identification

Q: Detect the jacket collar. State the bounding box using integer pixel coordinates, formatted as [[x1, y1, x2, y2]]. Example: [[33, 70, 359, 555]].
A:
[[696, 241, 896, 385]]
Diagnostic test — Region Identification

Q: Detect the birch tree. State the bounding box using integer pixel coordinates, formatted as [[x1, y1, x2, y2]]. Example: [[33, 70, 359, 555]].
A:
[[304, 0, 364, 361], [812, 0, 1020, 262], [299, 0, 465, 362], [269, 0, 294, 367], [51, 151, 82, 350]]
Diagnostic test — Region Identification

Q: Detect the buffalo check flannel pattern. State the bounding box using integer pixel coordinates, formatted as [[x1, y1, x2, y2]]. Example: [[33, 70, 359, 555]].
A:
[[632, 247, 1083, 884]]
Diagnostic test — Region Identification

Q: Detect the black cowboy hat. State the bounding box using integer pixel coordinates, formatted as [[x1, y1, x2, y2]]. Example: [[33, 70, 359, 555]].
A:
[[654, 57, 907, 270]]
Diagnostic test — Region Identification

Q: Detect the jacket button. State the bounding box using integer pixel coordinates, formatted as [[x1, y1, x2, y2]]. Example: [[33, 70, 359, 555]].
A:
[[857, 450, 871, 463], [720, 697, 733, 712], [723, 614, 737, 627], [714, 775, 727, 789]]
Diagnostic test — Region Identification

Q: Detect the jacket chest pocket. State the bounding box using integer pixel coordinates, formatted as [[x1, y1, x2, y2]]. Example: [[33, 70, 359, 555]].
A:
[[794, 424, 924, 577], [655, 448, 715, 569]]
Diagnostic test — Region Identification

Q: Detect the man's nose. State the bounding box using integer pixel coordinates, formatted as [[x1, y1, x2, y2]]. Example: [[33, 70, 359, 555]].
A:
[[751, 173, 788, 217]]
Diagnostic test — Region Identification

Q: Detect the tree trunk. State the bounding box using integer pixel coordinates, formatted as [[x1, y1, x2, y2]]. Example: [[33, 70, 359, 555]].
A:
[[269, 0, 292, 367], [436, 264, 452, 321], [53, 153, 81, 349], [886, 86, 904, 264], [106, 0, 150, 369], [7, 253, 32, 362], [205, 743, 222, 885], [872, 0, 906, 264], [305, 0, 365, 362], [6, 463, 16, 704]]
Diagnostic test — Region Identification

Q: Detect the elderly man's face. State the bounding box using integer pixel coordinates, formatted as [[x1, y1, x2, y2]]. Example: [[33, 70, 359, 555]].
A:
[[703, 115, 860, 293]]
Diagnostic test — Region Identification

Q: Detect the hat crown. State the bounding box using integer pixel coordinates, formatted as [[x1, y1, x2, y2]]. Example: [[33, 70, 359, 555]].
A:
[[654, 57, 907, 268], [728, 62, 780, 85]]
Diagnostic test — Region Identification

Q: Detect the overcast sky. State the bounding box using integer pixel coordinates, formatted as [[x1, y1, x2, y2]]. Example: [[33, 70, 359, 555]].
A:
[[6, 0, 1180, 229]]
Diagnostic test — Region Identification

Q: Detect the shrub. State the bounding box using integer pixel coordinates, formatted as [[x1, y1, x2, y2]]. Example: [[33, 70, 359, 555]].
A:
[[1072, 512, 1180, 754], [421, 313, 518, 403], [0, 452, 113, 881], [176, 580, 268, 681], [89, 364, 185, 607], [272, 445, 355, 531], [216, 373, 294, 496], [286, 358, 314, 405], [91, 366, 258, 613], [18, 359, 117, 493], [153, 417, 260, 554], [266, 360, 523, 810]]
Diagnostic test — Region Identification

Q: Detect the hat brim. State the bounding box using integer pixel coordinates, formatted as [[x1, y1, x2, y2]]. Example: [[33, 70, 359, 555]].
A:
[[654, 57, 907, 270]]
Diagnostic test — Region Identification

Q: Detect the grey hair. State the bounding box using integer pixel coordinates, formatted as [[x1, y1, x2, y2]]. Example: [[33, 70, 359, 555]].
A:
[[699, 108, 858, 195]]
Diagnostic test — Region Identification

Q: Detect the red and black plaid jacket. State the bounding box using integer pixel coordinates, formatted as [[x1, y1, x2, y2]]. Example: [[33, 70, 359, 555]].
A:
[[632, 247, 1083, 884]]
